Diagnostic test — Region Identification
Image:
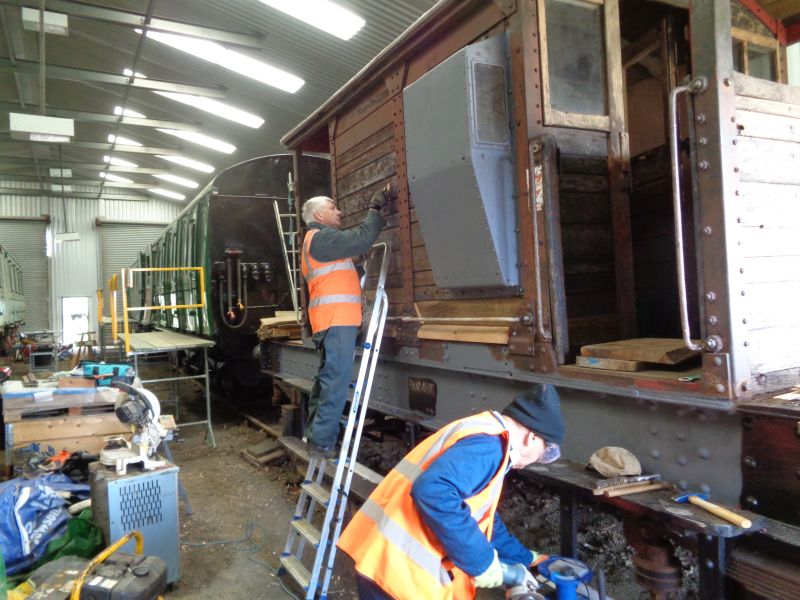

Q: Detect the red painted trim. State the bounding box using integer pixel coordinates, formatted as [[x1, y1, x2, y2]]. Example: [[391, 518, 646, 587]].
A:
[[738, 0, 780, 37], [786, 21, 800, 46]]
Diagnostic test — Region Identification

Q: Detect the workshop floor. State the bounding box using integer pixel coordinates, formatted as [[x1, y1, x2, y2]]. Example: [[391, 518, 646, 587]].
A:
[[165, 384, 517, 600]]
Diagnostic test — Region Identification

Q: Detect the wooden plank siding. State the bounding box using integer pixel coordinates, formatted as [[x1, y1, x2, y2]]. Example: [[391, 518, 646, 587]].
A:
[[329, 7, 528, 325], [735, 73, 800, 375]]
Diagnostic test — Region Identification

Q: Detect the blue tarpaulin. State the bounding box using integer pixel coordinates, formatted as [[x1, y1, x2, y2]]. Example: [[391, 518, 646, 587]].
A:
[[0, 474, 89, 575]]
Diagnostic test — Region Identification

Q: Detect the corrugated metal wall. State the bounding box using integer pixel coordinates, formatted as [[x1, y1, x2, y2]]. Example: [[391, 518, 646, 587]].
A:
[[0, 219, 49, 331], [98, 222, 168, 346], [0, 189, 181, 339]]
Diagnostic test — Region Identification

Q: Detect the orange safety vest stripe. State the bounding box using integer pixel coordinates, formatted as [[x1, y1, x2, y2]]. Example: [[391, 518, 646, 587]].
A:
[[301, 229, 362, 333], [338, 411, 510, 600]]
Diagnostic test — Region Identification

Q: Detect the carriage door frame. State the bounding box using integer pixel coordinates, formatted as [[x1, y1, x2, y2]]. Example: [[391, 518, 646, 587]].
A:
[[686, 0, 748, 399], [531, 0, 634, 358]]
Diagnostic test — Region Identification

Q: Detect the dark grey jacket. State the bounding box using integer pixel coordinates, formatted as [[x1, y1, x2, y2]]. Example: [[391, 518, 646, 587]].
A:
[[306, 210, 386, 262]]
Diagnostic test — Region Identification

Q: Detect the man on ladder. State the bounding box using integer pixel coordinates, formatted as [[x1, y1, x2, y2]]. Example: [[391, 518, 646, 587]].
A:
[[300, 186, 392, 457]]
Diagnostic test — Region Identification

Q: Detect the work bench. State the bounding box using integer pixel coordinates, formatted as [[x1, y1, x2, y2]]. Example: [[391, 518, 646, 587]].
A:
[[520, 460, 765, 600]]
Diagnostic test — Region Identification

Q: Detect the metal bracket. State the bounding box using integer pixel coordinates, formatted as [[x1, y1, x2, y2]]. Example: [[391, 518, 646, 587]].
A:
[[703, 352, 732, 398], [493, 0, 517, 17]]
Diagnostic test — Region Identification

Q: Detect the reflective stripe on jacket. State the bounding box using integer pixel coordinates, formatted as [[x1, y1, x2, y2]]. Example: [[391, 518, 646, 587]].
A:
[[302, 228, 362, 333], [338, 411, 510, 600]]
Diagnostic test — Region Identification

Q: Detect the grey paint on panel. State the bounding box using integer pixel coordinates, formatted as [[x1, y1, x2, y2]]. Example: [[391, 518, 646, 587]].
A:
[[404, 34, 519, 289]]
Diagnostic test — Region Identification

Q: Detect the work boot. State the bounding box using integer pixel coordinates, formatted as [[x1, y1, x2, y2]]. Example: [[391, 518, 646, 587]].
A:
[[308, 442, 338, 460]]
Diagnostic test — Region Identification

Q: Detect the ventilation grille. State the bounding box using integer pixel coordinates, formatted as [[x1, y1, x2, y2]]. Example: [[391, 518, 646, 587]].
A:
[[119, 479, 164, 531]]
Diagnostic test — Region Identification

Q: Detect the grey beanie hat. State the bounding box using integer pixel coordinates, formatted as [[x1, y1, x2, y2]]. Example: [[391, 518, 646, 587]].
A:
[[501, 384, 565, 445]]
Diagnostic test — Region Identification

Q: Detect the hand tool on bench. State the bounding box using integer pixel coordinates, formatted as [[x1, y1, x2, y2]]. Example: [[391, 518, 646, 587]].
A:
[[593, 474, 661, 495], [673, 493, 752, 528], [604, 481, 670, 497]]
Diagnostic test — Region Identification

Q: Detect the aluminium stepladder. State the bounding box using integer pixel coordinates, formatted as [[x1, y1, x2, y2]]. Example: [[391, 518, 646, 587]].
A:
[[279, 241, 391, 600]]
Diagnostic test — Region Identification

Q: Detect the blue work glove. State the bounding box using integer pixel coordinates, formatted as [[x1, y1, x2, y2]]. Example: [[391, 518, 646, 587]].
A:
[[473, 550, 503, 588]]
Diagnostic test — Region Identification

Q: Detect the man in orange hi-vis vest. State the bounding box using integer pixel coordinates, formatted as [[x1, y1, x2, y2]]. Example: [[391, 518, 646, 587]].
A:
[[339, 384, 565, 600], [300, 189, 389, 458]]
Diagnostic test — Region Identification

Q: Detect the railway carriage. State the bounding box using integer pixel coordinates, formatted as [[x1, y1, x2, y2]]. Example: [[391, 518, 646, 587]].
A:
[[265, 0, 800, 595], [128, 153, 330, 359]]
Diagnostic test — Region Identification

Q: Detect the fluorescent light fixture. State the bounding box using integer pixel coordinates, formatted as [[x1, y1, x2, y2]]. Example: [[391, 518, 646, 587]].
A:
[[49, 168, 72, 178], [122, 68, 147, 78], [154, 91, 264, 129], [258, 0, 365, 40], [141, 29, 304, 93], [153, 173, 199, 189], [157, 155, 214, 173], [103, 155, 139, 168], [149, 187, 185, 201], [21, 8, 68, 36], [100, 172, 134, 183], [107, 134, 142, 146], [10, 113, 73, 143], [156, 128, 236, 154], [114, 105, 146, 118]]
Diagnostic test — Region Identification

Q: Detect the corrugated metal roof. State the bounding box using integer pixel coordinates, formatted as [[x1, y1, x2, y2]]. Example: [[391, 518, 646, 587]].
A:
[[0, 0, 438, 209]]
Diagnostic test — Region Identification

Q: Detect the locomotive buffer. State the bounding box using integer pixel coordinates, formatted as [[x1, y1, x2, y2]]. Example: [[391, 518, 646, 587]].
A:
[[279, 242, 391, 600]]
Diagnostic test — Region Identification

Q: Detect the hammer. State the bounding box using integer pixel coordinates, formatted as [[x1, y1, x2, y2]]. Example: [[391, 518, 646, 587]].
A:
[[673, 493, 752, 528]]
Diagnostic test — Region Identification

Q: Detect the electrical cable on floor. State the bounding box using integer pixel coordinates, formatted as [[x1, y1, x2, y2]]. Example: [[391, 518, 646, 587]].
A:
[[181, 521, 299, 600]]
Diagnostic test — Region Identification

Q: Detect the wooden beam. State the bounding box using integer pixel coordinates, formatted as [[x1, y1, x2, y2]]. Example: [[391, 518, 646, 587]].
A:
[[417, 324, 510, 345], [622, 28, 661, 68]]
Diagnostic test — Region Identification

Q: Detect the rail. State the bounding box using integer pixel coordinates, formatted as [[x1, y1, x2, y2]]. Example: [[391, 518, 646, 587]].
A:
[[668, 77, 706, 352], [120, 266, 205, 354]]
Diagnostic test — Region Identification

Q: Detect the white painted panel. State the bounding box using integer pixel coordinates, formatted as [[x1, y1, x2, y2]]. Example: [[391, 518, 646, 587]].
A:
[[737, 136, 800, 185], [743, 256, 800, 283], [748, 325, 800, 373], [789, 43, 800, 86], [735, 109, 800, 143], [739, 181, 800, 227]]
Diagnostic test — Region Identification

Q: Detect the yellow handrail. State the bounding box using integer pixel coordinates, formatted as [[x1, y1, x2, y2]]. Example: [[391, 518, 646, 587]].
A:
[[109, 273, 118, 341], [70, 530, 144, 600], [120, 266, 205, 353]]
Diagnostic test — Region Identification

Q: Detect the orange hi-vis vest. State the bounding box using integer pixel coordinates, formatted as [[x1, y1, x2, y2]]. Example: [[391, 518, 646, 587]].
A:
[[301, 228, 362, 333], [338, 411, 510, 600]]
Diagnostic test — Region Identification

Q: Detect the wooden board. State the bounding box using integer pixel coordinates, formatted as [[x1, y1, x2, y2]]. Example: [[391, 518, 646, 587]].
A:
[[575, 356, 646, 372], [417, 324, 509, 345], [580, 338, 700, 365], [11, 413, 130, 445]]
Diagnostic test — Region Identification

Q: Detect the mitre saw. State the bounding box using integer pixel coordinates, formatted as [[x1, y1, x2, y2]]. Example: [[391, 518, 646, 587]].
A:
[[99, 381, 168, 475]]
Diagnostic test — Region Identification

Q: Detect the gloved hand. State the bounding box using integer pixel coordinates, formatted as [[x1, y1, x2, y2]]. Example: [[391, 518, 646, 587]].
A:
[[529, 550, 549, 567], [473, 550, 504, 588], [368, 183, 395, 211]]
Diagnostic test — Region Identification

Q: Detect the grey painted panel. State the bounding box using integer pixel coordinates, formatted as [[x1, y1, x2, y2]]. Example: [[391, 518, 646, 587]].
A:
[[0, 219, 48, 330], [404, 34, 519, 289]]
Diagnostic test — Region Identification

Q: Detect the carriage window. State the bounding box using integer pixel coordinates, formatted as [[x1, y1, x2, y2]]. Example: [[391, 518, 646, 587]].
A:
[[538, 0, 613, 131], [747, 46, 777, 81], [731, 28, 778, 82]]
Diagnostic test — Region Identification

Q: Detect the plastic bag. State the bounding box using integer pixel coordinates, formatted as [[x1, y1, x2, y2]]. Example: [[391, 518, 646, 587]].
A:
[[0, 476, 70, 575]]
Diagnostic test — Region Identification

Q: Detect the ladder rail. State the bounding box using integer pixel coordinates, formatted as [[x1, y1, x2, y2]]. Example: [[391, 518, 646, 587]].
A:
[[280, 241, 391, 600], [320, 290, 389, 598], [303, 243, 390, 597]]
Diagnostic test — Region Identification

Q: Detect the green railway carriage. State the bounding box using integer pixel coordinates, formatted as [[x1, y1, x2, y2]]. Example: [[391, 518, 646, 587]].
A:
[[129, 153, 330, 360]]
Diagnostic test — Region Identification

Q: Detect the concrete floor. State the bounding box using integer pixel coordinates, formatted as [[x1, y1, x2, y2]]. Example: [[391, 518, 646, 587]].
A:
[[166, 399, 508, 599]]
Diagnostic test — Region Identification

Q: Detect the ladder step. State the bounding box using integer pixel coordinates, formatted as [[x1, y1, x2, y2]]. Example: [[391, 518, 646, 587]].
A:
[[279, 555, 311, 590], [301, 481, 331, 505], [291, 518, 322, 547]]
